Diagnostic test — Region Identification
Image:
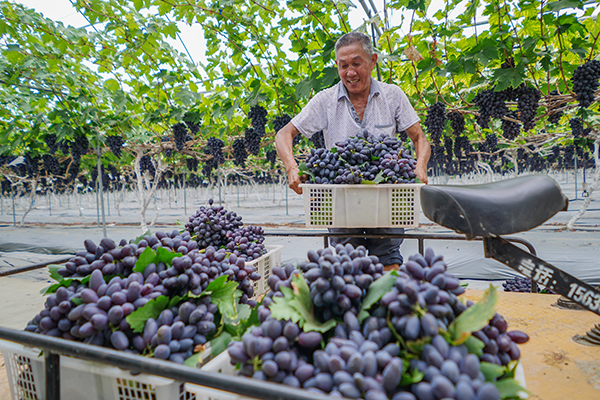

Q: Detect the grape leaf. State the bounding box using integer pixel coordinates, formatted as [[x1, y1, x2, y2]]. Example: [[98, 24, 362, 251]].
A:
[[133, 246, 156, 273], [205, 276, 240, 321], [133, 246, 181, 274], [480, 361, 506, 382], [126, 296, 169, 333], [71, 297, 83, 306], [184, 343, 214, 367], [270, 273, 336, 333], [400, 366, 425, 386], [494, 378, 530, 399], [132, 230, 151, 245], [168, 294, 188, 309], [406, 336, 430, 354], [48, 265, 63, 282], [298, 161, 314, 179], [40, 281, 69, 295], [448, 285, 498, 344], [208, 331, 233, 358], [156, 246, 180, 265], [41, 266, 94, 294], [464, 335, 485, 356], [359, 271, 397, 323]]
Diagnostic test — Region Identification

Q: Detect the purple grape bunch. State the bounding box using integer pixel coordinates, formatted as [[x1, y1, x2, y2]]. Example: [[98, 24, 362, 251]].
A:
[[226, 225, 267, 261], [227, 246, 530, 400], [26, 228, 262, 363], [305, 132, 417, 185], [185, 199, 244, 249]]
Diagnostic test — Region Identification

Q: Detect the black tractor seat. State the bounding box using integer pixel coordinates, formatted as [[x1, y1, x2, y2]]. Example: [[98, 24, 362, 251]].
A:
[[420, 175, 569, 237]]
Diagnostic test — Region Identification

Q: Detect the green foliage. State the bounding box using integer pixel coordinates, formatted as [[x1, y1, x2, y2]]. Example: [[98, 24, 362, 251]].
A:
[[448, 285, 499, 344], [269, 273, 337, 333], [0, 0, 599, 181]]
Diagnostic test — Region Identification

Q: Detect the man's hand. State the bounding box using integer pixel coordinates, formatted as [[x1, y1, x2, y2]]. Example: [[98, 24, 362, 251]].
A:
[[405, 122, 431, 185], [288, 165, 307, 194], [415, 163, 428, 184]]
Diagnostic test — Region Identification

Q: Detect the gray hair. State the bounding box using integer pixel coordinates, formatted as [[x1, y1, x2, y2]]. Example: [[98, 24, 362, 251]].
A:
[[335, 32, 374, 59]]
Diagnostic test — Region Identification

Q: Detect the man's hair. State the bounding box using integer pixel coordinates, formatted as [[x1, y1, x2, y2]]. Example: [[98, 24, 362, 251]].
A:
[[335, 32, 374, 59]]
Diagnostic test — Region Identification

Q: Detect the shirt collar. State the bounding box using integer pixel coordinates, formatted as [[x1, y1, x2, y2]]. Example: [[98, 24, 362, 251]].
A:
[[337, 78, 381, 100]]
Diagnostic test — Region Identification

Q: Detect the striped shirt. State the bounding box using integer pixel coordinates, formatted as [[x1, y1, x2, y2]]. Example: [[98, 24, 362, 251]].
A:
[[291, 78, 420, 149]]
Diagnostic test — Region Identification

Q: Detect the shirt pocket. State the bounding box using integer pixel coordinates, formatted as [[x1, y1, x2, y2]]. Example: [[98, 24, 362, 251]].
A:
[[373, 122, 395, 137]]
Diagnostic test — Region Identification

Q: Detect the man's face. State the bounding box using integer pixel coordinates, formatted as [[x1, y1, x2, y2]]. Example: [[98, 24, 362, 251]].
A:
[[335, 42, 377, 97]]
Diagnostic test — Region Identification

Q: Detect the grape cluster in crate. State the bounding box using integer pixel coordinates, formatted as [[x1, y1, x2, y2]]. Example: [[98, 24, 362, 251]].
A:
[[301, 132, 418, 184], [24, 199, 268, 365], [226, 245, 529, 400]]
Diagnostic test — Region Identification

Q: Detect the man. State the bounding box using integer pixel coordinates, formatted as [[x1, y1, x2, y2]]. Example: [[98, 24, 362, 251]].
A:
[[275, 32, 430, 270]]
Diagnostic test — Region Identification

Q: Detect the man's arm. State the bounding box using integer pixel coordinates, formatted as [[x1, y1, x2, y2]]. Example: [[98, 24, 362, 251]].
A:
[[275, 122, 305, 194], [405, 122, 431, 184]]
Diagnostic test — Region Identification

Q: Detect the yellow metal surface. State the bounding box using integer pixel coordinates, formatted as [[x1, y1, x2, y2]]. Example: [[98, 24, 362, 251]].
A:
[[464, 289, 600, 400]]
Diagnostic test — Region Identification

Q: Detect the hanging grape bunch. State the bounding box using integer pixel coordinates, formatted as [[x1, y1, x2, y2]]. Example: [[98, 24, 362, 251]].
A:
[[244, 128, 261, 156], [59, 140, 70, 156], [186, 158, 198, 172], [516, 85, 541, 131], [266, 150, 277, 168], [473, 88, 511, 129], [172, 122, 188, 151], [304, 132, 417, 184], [91, 165, 110, 189], [205, 137, 225, 165], [106, 135, 124, 159], [186, 120, 201, 135], [71, 135, 90, 162], [571, 60, 600, 109], [310, 131, 325, 149], [42, 154, 60, 176], [443, 137, 453, 162], [249, 105, 268, 137], [273, 114, 299, 146], [485, 133, 498, 153], [44, 134, 59, 154], [140, 155, 155, 176], [547, 90, 565, 124], [447, 111, 465, 137], [232, 139, 248, 167], [161, 136, 173, 157], [501, 111, 521, 140], [397, 130, 408, 142], [424, 102, 446, 144]]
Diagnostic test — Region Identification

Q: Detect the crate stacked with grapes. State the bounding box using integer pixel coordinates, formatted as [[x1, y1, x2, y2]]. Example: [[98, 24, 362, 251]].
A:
[[20, 199, 276, 369], [300, 132, 424, 229], [187, 245, 529, 400]]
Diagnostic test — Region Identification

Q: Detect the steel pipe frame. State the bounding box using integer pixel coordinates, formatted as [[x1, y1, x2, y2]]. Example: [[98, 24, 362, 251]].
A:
[[0, 256, 72, 277]]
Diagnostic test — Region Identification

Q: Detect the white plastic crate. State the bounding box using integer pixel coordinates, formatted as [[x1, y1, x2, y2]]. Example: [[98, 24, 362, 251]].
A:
[[185, 352, 247, 400], [187, 352, 528, 400], [301, 183, 424, 228], [0, 339, 196, 400], [247, 245, 283, 300]]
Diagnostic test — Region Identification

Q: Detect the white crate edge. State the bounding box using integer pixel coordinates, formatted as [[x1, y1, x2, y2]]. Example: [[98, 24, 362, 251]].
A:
[[247, 245, 283, 299], [187, 352, 528, 400], [0, 339, 186, 400], [301, 183, 424, 229]]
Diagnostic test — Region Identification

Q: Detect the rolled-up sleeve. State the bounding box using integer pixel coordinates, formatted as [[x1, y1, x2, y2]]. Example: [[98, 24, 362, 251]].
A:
[[291, 91, 329, 139]]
